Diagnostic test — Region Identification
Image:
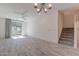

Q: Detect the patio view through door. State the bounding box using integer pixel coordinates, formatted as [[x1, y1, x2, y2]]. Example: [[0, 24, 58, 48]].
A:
[[11, 20, 22, 36]]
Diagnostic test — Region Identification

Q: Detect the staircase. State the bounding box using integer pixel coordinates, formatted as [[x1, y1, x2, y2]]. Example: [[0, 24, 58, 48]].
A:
[[59, 28, 74, 47]]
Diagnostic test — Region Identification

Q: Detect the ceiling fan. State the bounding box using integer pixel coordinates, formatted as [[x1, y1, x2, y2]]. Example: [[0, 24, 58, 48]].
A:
[[14, 10, 28, 20]]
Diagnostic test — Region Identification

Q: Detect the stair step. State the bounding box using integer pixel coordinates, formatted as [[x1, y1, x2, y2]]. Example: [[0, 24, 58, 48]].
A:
[[59, 28, 74, 47], [63, 29, 73, 30], [63, 30, 73, 31], [59, 41, 73, 46], [60, 38, 73, 41], [61, 33, 73, 35], [63, 28, 74, 30], [61, 33, 74, 36], [60, 37, 73, 39], [61, 37, 73, 39], [62, 32, 73, 33], [59, 40, 73, 43], [60, 38, 73, 42], [61, 33, 74, 34], [63, 30, 74, 31], [60, 37, 73, 40], [61, 35, 73, 37], [63, 29, 74, 30], [59, 40, 72, 43]]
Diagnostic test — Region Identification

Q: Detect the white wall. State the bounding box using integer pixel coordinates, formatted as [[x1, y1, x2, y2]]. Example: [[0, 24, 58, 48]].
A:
[[74, 14, 79, 48], [58, 11, 64, 38], [26, 8, 59, 43], [0, 18, 5, 39], [77, 22, 79, 44], [22, 21, 27, 35], [64, 13, 74, 28]]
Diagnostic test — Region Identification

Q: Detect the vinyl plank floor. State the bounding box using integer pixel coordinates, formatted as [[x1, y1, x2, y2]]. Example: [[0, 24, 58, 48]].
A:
[[0, 36, 79, 56]]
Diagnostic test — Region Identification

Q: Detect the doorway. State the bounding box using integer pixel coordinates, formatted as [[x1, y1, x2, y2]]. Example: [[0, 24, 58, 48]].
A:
[[11, 20, 22, 36], [58, 11, 74, 47]]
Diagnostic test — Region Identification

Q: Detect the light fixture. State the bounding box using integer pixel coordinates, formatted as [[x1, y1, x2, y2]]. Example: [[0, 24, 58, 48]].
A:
[[34, 3, 52, 13]]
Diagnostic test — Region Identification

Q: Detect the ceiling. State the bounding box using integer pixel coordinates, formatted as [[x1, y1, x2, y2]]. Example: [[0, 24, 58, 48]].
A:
[[0, 3, 79, 19]]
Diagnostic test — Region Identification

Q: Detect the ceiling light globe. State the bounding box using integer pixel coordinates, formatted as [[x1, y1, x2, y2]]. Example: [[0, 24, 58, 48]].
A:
[[34, 3, 38, 8], [45, 8, 47, 11], [48, 4, 52, 9], [37, 9, 40, 11], [34, 3, 38, 6], [44, 8, 47, 13], [48, 4, 52, 7]]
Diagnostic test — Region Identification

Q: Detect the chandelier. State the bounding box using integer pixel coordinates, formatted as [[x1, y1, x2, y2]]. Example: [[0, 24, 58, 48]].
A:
[[34, 3, 52, 13]]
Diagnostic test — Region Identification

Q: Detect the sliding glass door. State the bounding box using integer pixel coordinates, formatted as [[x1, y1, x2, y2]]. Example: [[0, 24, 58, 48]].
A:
[[11, 20, 22, 36]]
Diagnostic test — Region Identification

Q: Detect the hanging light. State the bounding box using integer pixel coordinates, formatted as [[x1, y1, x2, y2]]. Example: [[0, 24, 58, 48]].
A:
[[37, 9, 40, 11], [34, 3, 38, 8], [44, 8, 47, 13], [34, 3, 52, 13], [37, 8, 41, 13], [48, 4, 52, 9]]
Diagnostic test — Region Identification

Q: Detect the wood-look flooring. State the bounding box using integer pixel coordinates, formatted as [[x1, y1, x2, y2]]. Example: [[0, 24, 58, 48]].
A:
[[0, 36, 79, 56]]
